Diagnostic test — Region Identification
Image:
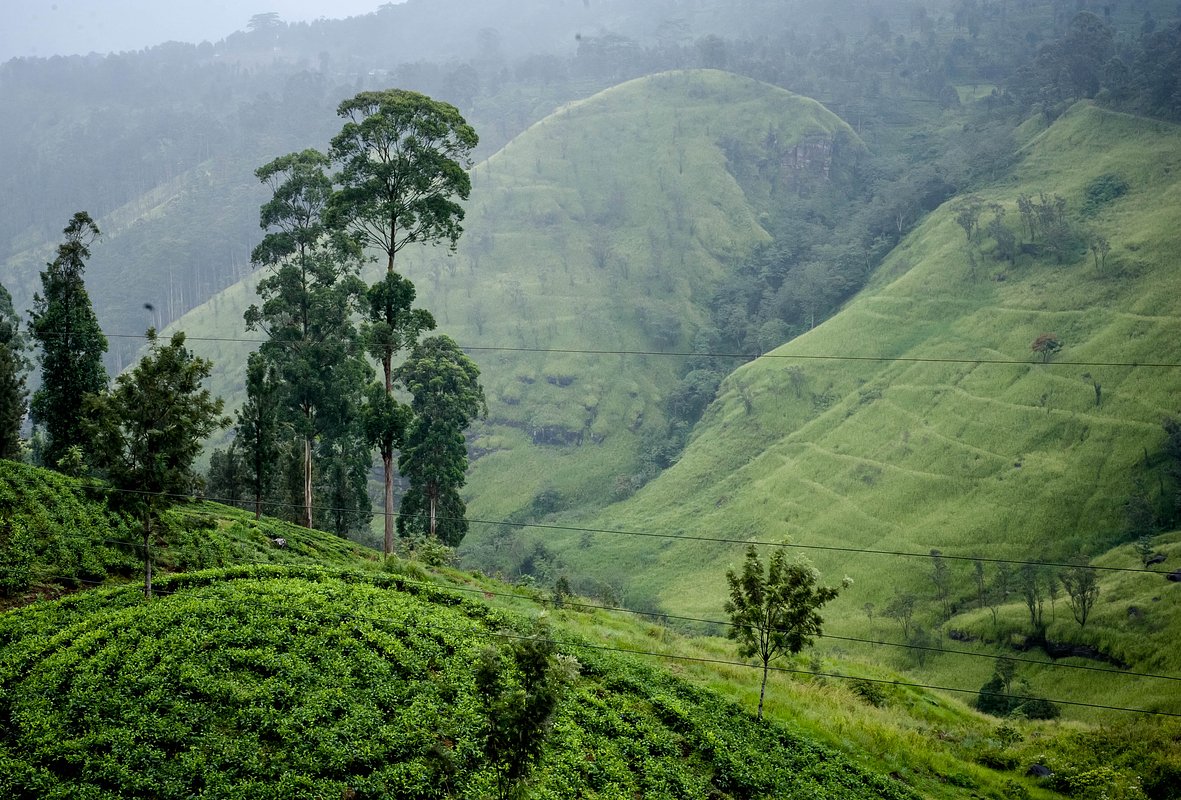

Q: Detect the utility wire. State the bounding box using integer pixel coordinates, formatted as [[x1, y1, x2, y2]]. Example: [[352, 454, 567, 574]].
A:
[[39, 529, 1181, 683], [32, 572, 1181, 719], [79, 484, 1171, 577], [33, 327, 1181, 370]]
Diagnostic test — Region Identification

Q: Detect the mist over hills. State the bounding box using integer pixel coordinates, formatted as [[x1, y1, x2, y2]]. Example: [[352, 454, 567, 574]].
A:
[[4, 3, 1181, 792]]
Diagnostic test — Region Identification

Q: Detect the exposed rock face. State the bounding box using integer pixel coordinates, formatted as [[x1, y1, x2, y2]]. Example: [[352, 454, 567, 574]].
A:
[[783, 134, 835, 179]]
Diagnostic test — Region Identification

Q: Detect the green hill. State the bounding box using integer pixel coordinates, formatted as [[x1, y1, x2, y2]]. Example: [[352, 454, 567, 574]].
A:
[[532, 102, 1181, 715], [8, 460, 1181, 799], [171, 69, 861, 517], [0, 459, 379, 606]]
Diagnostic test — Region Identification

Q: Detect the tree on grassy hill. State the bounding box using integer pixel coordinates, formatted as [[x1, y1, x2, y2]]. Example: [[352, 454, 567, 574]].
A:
[[1018, 563, 1047, 635], [396, 335, 485, 546], [0, 283, 28, 460], [236, 352, 284, 520], [1163, 417, 1181, 526], [28, 212, 108, 470], [205, 442, 247, 510], [246, 150, 369, 531], [86, 329, 227, 599], [329, 89, 476, 556], [1031, 333, 1062, 362], [1060, 558, 1100, 628], [975, 656, 1060, 719], [884, 590, 917, 640], [929, 549, 952, 620], [725, 545, 847, 720]]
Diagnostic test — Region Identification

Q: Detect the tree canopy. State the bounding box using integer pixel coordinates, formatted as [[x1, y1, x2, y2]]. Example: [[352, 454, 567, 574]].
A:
[[86, 329, 226, 597], [329, 89, 474, 555], [28, 212, 108, 469], [725, 545, 846, 720], [0, 283, 27, 461], [397, 335, 485, 546]]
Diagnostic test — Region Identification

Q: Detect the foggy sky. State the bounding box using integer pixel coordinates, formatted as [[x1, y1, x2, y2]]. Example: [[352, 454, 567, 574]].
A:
[[0, 1, 392, 61]]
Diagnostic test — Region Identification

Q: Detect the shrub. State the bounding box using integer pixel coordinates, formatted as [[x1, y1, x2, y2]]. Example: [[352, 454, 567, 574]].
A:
[[0, 519, 35, 596], [1082, 173, 1129, 215]]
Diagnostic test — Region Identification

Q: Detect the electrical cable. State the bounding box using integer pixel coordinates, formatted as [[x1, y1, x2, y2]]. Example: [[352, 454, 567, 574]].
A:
[[32, 571, 1181, 719], [40, 327, 1181, 370], [76, 484, 1172, 577]]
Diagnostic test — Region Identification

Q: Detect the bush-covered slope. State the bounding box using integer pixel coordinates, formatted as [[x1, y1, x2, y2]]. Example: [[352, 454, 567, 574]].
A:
[[0, 565, 918, 800], [0, 459, 378, 605], [529, 103, 1181, 711]]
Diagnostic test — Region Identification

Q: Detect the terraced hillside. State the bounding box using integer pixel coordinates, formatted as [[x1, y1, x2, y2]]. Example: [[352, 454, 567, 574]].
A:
[[536, 103, 1181, 715], [0, 564, 926, 800]]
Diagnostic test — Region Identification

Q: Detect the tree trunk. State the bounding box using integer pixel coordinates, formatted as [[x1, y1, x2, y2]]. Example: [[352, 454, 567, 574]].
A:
[[143, 514, 153, 600], [383, 449, 394, 556], [758, 660, 769, 721], [303, 435, 313, 529], [429, 491, 437, 539]]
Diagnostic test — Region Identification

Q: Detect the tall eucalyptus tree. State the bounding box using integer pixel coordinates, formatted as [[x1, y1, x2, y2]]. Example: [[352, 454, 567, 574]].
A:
[[0, 283, 27, 460], [396, 335, 485, 546], [328, 89, 477, 554], [28, 212, 108, 469], [245, 149, 367, 530]]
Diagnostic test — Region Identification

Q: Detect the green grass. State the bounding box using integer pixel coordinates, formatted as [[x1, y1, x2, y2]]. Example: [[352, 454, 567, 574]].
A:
[[0, 459, 380, 605], [162, 86, 1181, 720], [7, 460, 1178, 799], [523, 101, 1181, 716]]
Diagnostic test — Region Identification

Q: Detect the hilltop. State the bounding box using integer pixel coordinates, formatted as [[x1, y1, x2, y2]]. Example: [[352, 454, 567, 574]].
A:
[[172, 69, 862, 520]]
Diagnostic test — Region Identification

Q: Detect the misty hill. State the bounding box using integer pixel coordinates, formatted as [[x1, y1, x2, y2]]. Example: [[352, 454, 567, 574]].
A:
[[173, 68, 861, 519], [533, 102, 1181, 714]]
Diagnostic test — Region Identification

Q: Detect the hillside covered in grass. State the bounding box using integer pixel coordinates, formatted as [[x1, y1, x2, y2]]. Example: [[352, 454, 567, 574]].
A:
[[0, 459, 378, 605], [172, 69, 861, 519], [528, 102, 1181, 714], [7, 461, 1181, 799]]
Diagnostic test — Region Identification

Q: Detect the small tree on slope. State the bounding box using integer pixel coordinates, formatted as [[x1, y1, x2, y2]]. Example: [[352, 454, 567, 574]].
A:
[[725, 545, 848, 720], [86, 329, 227, 598]]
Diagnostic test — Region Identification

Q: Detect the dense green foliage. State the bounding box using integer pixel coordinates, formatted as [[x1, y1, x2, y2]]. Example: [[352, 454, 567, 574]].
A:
[[329, 89, 475, 553], [86, 328, 227, 596], [0, 283, 27, 460], [0, 566, 920, 800], [243, 150, 370, 534], [0, 459, 380, 602], [27, 212, 108, 468], [397, 335, 486, 546]]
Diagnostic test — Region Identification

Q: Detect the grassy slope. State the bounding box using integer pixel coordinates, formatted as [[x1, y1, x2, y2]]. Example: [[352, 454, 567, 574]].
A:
[[0, 459, 380, 607], [544, 103, 1181, 714], [167, 68, 859, 515], [8, 460, 1178, 799]]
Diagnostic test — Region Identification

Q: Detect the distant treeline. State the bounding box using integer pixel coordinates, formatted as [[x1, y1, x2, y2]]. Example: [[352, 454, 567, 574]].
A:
[[1, 0, 1175, 369]]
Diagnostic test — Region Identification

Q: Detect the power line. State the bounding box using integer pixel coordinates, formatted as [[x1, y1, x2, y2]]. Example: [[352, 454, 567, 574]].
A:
[[79, 484, 1170, 577], [34, 570, 1181, 719], [36, 327, 1181, 370]]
